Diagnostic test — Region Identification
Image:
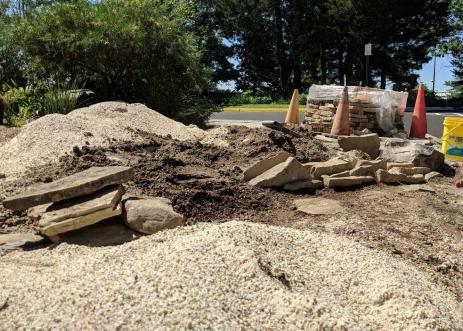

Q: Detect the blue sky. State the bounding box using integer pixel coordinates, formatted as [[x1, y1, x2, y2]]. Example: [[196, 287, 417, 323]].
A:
[[417, 54, 454, 92]]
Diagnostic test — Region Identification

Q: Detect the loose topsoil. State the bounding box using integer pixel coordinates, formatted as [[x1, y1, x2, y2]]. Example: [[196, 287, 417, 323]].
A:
[[1, 125, 462, 316]]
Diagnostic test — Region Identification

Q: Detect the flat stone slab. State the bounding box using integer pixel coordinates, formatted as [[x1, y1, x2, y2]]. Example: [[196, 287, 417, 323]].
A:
[[294, 197, 343, 215], [376, 169, 425, 185], [0, 233, 47, 251], [356, 160, 386, 172], [283, 180, 324, 191], [401, 184, 436, 194], [311, 158, 353, 179], [3, 166, 133, 211], [243, 152, 291, 181], [324, 176, 376, 188], [389, 167, 430, 176], [249, 157, 309, 187], [40, 204, 122, 238], [39, 185, 125, 226]]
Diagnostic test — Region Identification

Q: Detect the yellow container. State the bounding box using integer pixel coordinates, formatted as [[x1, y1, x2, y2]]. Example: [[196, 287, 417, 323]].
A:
[[442, 117, 463, 161]]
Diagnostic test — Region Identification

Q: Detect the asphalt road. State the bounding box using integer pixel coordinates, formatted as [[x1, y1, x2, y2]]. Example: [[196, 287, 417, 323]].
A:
[[211, 111, 463, 138]]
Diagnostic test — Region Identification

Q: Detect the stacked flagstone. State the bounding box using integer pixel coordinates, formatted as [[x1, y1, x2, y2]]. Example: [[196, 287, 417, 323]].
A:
[[3, 166, 133, 242], [304, 85, 407, 135]]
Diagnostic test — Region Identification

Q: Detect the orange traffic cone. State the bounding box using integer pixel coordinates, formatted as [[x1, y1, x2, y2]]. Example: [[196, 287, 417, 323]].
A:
[[409, 84, 427, 138], [284, 89, 299, 125], [331, 86, 350, 136]]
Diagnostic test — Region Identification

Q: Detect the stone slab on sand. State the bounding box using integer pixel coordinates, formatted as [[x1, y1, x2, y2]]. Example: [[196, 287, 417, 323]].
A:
[[0, 233, 46, 252], [294, 197, 343, 215], [324, 176, 376, 188], [1, 222, 461, 330], [39, 204, 122, 238], [38, 185, 125, 226], [3, 166, 133, 211]]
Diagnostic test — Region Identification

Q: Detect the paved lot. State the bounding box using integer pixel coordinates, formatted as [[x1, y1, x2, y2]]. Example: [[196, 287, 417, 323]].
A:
[[211, 111, 463, 138]]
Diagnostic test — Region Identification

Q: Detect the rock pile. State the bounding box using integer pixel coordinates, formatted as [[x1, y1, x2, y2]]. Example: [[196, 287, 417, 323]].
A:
[[245, 136, 445, 191], [2, 166, 184, 242]]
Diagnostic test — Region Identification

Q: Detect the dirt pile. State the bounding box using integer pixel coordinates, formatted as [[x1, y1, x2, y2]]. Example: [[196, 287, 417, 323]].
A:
[[1, 221, 461, 330], [0, 102, 206, 178]]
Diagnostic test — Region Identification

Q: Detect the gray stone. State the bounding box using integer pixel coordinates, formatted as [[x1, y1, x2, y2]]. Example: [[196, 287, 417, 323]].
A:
[[356, 159, 387, 172], [0, 233, 47, 251], [323, 176, 376, 188], [350, 165, 374, 177], [311, 158, 354, 179], [388, 167, 431, 176], [294, 197, 343, 215], [123, 198, 184, 235], [3, 166, 134, 211], [338, 134, 381, 158], [249, 157, 310, 187], [243, 152, 292, 181], [381, 140, 445, 171], [283, 180, 324, 191], [376, 170, 425, 185]]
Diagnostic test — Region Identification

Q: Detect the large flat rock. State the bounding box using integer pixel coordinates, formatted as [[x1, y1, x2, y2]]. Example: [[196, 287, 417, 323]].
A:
[[3, 166, 133, 211], [249, 157, 310, 187], [311, 158, 354, 179], [0, 233, 47, 252], [243, 152, 292, 181], [323, 176, 376, 188], [294, 197, 343, 215], [40, 204, 122, 238], [39, 185, 125, 226], [338, 134, 380, 158]]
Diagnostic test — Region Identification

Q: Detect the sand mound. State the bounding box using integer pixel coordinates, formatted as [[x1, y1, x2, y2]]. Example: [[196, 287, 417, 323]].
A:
[[1, 221, 461, 330], [0, 102, 206, 177]]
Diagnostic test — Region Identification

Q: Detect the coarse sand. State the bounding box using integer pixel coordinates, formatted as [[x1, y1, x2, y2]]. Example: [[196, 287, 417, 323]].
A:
[[1, 221, 462, 330], [0, 102, 206, 178]]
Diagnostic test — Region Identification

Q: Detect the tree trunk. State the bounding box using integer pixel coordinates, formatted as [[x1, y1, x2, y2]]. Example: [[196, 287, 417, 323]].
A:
[[345, 50, 353, 85], [380, 71, 387, 89], [273, 0, 288, 95], [320, 46, 327, 84], [338, 48, 345, 86]]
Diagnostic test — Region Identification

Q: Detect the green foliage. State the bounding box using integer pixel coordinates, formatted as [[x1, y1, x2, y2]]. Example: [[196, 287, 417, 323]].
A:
[[16, 0, 212, 124], [228, 91, 272, 105], [2, 83, 78, 126]]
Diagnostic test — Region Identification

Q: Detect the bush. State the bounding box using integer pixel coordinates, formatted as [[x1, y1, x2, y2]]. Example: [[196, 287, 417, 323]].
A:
[[2, 83, 79, 126], [17, 0, 213, 125], [228, 91, 272, 105]]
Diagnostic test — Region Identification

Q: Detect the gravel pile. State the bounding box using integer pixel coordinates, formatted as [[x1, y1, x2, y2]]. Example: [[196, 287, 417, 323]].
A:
[[0, 102, 206, 178], [1, 221, 461, 330]]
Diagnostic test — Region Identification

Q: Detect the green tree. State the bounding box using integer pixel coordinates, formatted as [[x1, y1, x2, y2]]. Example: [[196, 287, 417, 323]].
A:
[[17, 0, 214, 125]]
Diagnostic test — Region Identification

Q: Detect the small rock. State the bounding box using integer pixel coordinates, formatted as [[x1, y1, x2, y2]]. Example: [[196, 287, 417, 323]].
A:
[[323, 176, 376, 188], [386, 162, 414, 171], [330, 171, 351, 178], [311, 158, 354, 179], [243, 152, 292, 181], [356, 159, 387, 172], [425, 171, 443, 182], [123, 198, 184, 235], [376, 170, 425, 185], [338, 133, 381, 158], [294, 197, 343, 215], [283, 180, 324, 191], [249, 157, 310, 187]]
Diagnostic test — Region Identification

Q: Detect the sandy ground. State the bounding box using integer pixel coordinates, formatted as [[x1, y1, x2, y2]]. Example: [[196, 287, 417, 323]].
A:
[[0, 122, 462, 329]]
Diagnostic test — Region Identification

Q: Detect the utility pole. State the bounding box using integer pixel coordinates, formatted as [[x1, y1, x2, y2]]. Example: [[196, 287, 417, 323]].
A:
[[365, 43, 372, 87], [432, 54, 437, 93]]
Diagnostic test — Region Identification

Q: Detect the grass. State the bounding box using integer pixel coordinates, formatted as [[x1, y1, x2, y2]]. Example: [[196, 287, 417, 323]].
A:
[[222, 104, 305, 112]]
